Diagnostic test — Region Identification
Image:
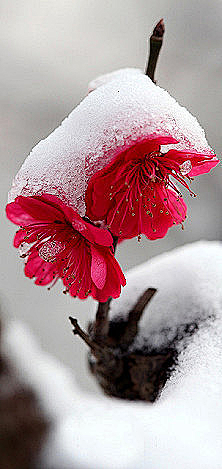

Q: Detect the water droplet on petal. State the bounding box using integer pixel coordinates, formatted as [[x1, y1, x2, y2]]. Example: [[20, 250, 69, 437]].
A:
[[39, 240, 64, 263], [179, 160, 192, 176]]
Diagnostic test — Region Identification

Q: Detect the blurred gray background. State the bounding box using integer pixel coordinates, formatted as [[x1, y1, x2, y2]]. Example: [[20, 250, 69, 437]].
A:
[[1, 0, 222, 393]]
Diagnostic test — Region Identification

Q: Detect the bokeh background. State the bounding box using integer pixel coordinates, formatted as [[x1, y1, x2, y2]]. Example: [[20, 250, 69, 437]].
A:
[[1, 0, 222, 393]]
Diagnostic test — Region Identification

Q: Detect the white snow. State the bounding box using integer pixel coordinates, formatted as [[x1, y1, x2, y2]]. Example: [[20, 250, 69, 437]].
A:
[[87, 67, 143, 92], [2, 240, 222, 468], [1, 321, 77, 421], [8, 69, 213, 215], [110, 240, 222, 352]]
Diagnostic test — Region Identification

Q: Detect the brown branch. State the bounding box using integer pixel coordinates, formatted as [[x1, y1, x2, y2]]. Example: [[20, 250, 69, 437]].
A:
[[69, 317, 100, 352], [93, 300, 111, 341], [70, 21, 164, 352], [69, 317, 114, 363], [145, 19, 165, 83], [120, 288, 157, 347]]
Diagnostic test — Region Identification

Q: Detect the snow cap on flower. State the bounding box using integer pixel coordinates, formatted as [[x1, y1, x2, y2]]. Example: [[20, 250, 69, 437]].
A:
[[9, 68, 217, 217], [88, 67, 143, 92]]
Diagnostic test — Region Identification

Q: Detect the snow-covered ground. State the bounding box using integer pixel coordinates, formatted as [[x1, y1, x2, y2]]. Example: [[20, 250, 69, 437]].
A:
[[2, 241, 222, 468]]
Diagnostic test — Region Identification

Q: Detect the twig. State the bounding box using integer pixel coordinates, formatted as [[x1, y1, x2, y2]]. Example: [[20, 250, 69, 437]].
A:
[[93, 300, 111, 341], [145, 19, 165, 83], [120, 288, 157, 346], [70, 21, 164, 348], [69, 316, 100, 352], [128, 287, 157, 321]]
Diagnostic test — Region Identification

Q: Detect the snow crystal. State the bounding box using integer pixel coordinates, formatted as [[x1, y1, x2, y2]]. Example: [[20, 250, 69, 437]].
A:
[[8, 69, 214, 213]]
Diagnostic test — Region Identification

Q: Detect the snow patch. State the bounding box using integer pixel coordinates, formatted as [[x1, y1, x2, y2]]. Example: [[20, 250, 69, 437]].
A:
[[2, 240, 222, 468], [8, 69, 213, 214]]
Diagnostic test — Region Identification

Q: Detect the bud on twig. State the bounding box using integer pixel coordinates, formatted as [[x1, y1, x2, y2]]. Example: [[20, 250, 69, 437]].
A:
[[145, 19, 165, 83]]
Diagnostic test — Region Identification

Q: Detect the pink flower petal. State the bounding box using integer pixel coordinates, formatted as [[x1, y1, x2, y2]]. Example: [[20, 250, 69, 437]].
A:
[[90, 245, 107, 290], [6, 196, 65, 226], [13, 229, 26, 248]]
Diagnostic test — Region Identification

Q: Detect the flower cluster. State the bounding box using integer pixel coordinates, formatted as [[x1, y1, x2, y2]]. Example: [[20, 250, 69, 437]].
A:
[[6, 194, 125, 302], [6, 69, 219, 302], [86, 136, 218, 241]]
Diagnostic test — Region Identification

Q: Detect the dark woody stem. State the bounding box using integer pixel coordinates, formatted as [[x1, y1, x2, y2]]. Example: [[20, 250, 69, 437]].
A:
[[93, 235, 118, 342], [73, 21, 165, 346], [69, 287, 156, 350], [69, 317, 101, 353], [119, 287, 156, 346], [91, 22, 165, 342], [145, 18, 165, 83], [92, 22, 165, 342]]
